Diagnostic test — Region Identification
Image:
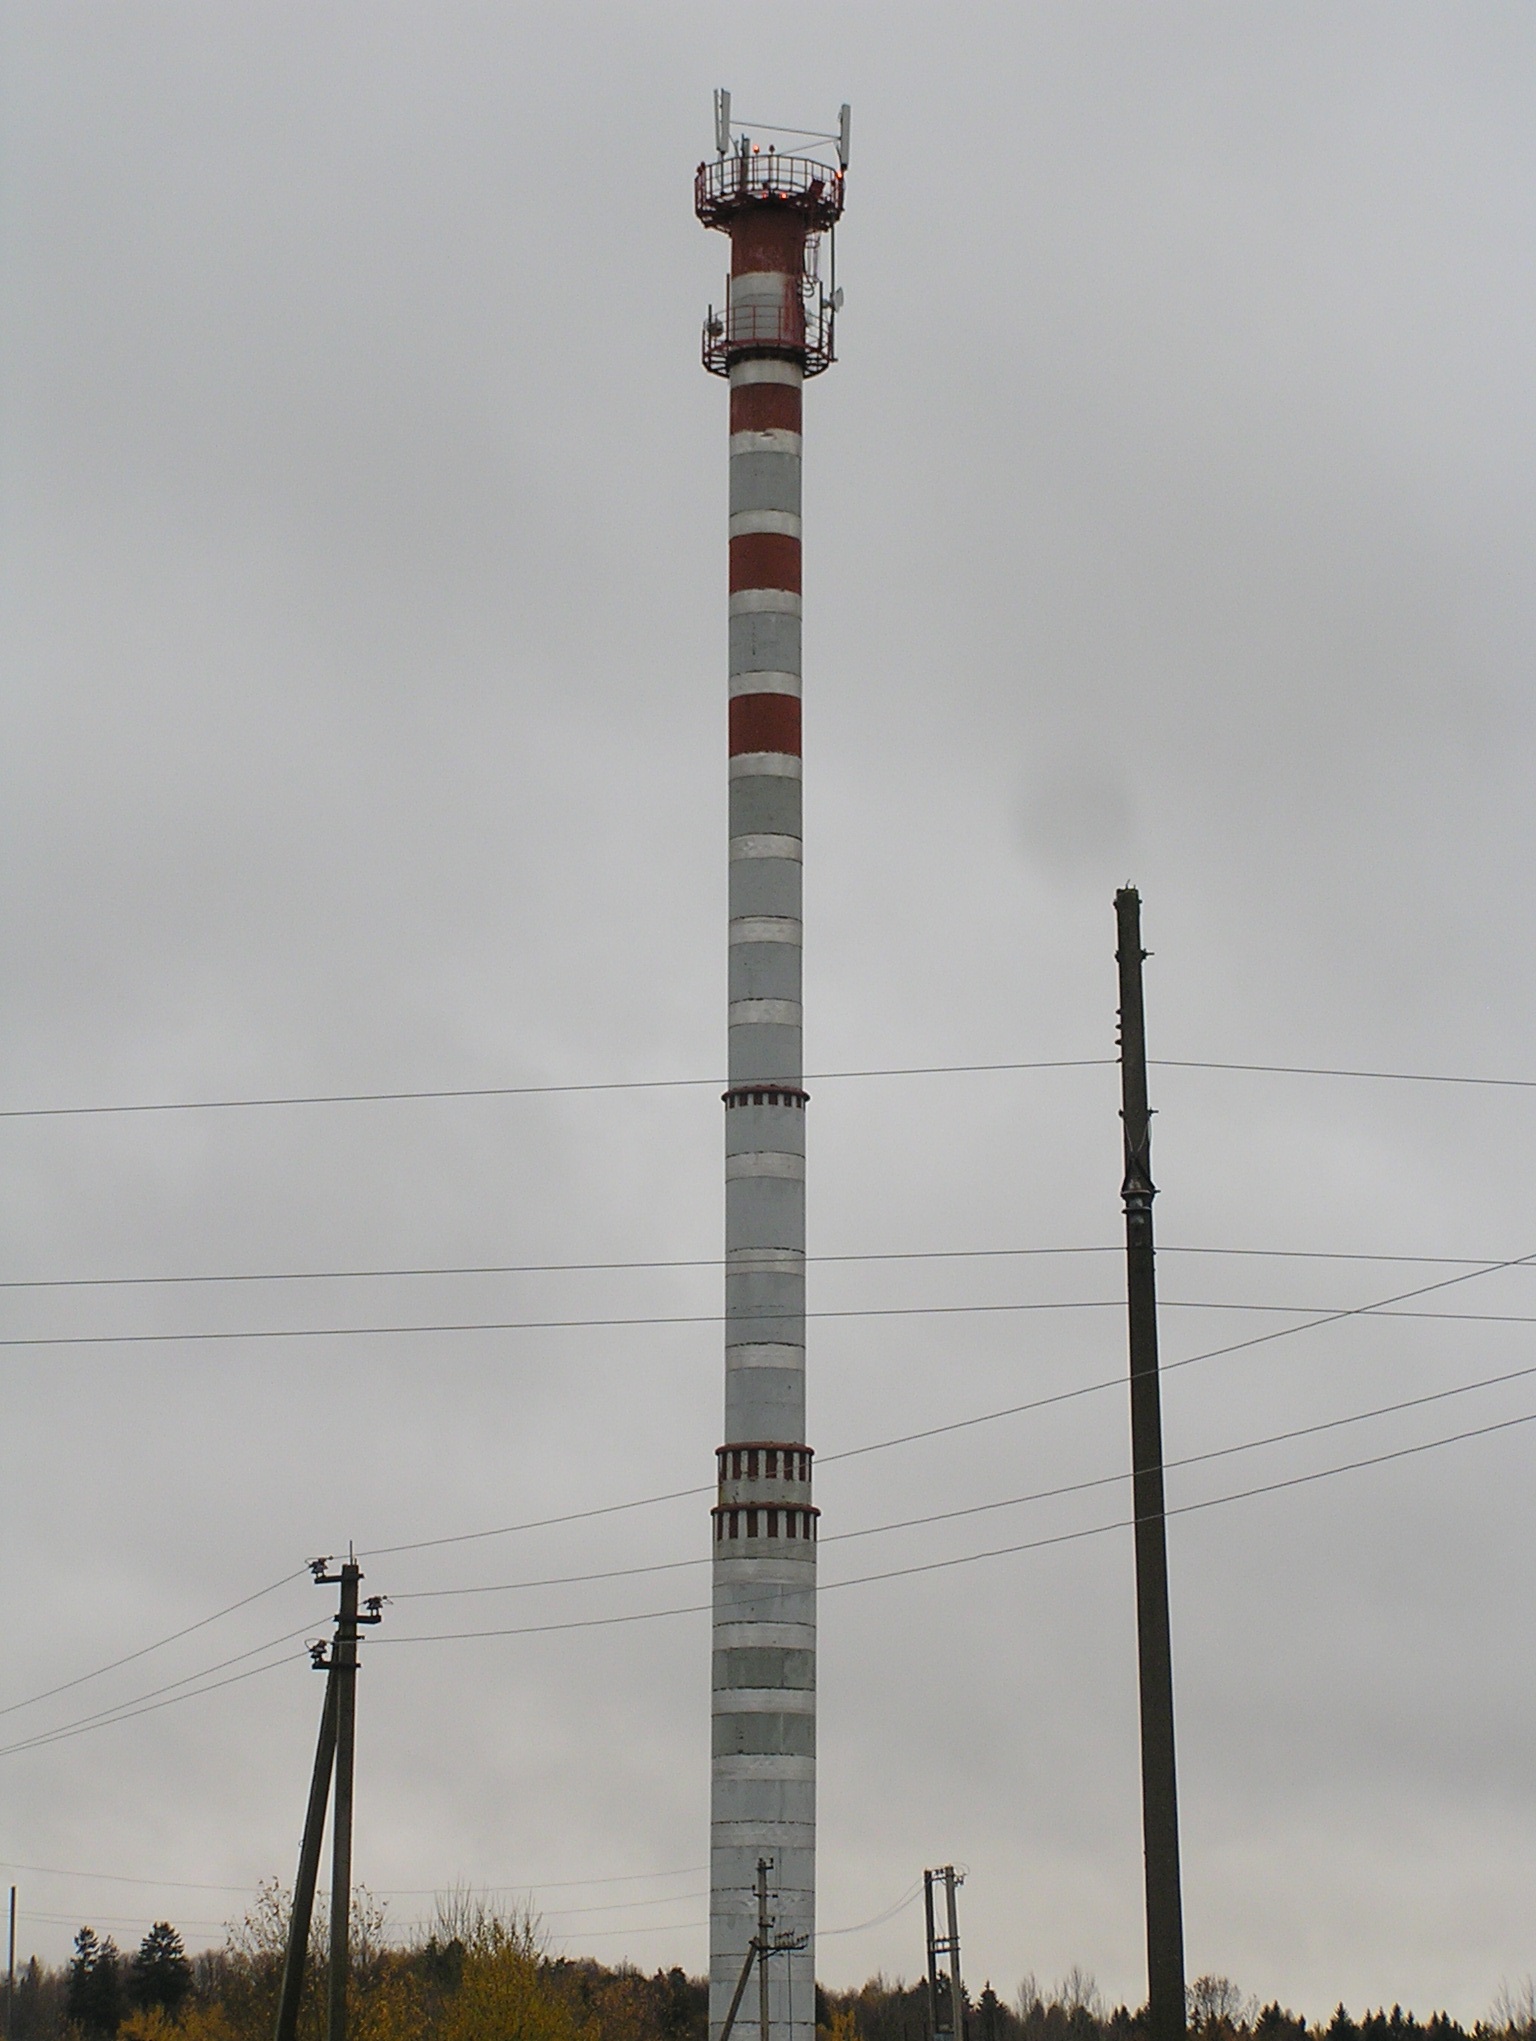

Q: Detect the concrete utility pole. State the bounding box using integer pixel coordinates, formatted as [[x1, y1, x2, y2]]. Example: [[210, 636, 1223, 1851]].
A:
[[328, 1560, 360, 2041], [1114, 888, 1186, 2041], [273, 1556, 382, 2041], [273, 1654, 339, 2041], [922, 1867, 965, 2041], [326, 1556, 381, 2041]]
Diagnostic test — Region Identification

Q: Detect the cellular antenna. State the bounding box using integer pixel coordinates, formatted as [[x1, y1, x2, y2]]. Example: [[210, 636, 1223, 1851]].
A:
[[837, 103, 851, 168], [715, 87, 732, 157]]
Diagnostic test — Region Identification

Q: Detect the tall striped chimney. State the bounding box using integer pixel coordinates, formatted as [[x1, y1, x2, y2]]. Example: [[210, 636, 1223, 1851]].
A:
[[696, 97, 846, 2041]]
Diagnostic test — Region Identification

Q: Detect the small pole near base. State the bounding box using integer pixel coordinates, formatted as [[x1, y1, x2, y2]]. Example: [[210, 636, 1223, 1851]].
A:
[[923, 1868, 965, 2041], [718, 1940, 759, 2041], [756, 1860, 772, 2041], [7, 1883, 16, 2041], [1115, 888, 1187, 2041]]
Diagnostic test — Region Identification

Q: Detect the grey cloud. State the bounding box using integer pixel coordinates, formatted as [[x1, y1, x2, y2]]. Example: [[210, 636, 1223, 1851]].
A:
[[2, 2, 1533, 2025]]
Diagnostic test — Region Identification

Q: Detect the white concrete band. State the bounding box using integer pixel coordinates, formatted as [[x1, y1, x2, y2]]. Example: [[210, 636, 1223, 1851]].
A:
[[725, 1339, 803, 1362], [730, 268, 797, 309], [730, 834, 803, 861], [727, 999, 802, 1028], [730, 358, 804, 387], [730, 428, 802, 458], [729, 672, 801, 700], [730, 510, 802, 539], [725, 1151, 806, 1181], [729, 588, 802, 617]]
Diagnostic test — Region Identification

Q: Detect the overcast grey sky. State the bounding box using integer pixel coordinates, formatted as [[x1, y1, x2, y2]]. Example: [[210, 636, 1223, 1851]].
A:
[[2, 1, 1533, 2024]]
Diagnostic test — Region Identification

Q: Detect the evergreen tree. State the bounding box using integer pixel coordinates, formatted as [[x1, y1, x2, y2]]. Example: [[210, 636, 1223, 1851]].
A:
[[1328, 2007, 1362, 2041], [1255, 2004, 1308, 2041], [128, 1925, 193, 2019], [67, 1928, 122, 2039]]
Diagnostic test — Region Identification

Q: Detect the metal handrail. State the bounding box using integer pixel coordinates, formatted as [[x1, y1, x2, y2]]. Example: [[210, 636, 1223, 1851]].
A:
[[702, 271, 837, 378], [695, 151, 846, 230], [701, 289, 832, 377]]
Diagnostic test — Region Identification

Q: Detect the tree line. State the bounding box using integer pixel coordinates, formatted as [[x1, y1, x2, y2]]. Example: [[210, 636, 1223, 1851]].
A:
[[5, 1895, 1532, 2041], [816, 1972, 1533, 2041]]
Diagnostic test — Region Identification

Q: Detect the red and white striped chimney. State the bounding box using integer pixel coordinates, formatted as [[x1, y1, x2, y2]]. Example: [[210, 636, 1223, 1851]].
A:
[[696, 95, 847, 2041]]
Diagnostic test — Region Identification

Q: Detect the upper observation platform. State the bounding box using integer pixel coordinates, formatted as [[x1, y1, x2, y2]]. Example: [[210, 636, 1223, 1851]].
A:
[[696, 96, 848, 380], [694, 148, 846, 233]]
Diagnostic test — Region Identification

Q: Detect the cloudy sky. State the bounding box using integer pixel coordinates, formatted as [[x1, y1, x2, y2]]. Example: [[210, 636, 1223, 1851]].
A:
[[3, 1, 1533, 2025]]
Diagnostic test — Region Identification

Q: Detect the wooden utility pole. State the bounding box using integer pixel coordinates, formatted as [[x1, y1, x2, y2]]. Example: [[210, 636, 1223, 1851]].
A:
[[1114, 888, 1186, 2041]]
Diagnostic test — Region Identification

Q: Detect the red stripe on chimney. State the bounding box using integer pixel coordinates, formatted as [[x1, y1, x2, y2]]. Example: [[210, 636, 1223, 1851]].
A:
[[731, 382, 803, 434], [730, 693, 802, 758], [730, 533, 802, 594]]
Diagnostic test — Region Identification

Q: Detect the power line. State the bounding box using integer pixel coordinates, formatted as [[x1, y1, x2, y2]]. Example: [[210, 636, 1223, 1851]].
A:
[[364, 1485, 710, 1560], [18, 1230, 1536, 1352], [12, 1902, 709, 1941], [19, 1369, 1522, 1753], [475, 1878, 924, 1943], [834, 1247, 1536, 1469], [0, 1298, 1131, 1350], [0, 1245, 1120, 1292], [21, 1293, 1536, 1355], [0, 1629, 316, 1758], [371, 1407, 1535, 1646], [7, 1051, 1536, 1124], [360, 1247, 1536, 1559], [546, 1918, 705, 1941], [380, 1890, 714, 1923], [522, 1891, 710, 1920], [0, 1867, 259, 1894], [0, 1654, 302, 1760], [18, 1910, 232, 1933], [820, 1881, 925, 1938], [377, 1867, 707, 1896], [1156, 1057, 1536, 1091], [1169, 1302, 1536, 1324], [0, 1862, 706, 1898], [13, 1253, 1530, 1743], [383, 1360, 1536, 1600], [10, 1404, 1528, 1759], [0, 1570, 308, 1722], [0, 1059, 1109, 1122], [827, 1363, 1536, 1548], [6, 1241, 1526, 1295], [823, 1409, 1536, 1597]]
